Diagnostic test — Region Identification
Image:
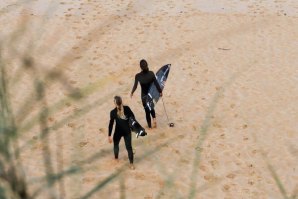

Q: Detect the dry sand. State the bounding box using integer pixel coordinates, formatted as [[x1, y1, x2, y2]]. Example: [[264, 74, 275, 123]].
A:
[[0, 0, 297, 198]]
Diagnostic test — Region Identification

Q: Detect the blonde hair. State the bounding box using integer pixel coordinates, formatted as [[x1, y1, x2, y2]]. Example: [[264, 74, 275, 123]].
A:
[[114, 96, 126, 119]]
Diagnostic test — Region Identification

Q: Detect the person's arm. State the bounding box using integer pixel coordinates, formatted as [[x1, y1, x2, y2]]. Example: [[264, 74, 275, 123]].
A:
[[108, 111, 114, 143], [130, 74, 138, 98]]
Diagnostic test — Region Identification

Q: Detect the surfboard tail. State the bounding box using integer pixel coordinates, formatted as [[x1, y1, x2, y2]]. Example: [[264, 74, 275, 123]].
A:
[[129, 117, 147, 138]]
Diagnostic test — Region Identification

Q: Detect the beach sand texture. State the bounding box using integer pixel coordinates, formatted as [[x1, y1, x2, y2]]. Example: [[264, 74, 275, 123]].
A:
[[0, 0, 297, 198]]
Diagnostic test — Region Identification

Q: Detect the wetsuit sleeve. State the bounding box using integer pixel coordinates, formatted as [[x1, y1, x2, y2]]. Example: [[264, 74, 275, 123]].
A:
[[126, 106, 135, 119], [108, 111, 114, 136], [131, 74, 138, 94], [153, 74, 162, 93]]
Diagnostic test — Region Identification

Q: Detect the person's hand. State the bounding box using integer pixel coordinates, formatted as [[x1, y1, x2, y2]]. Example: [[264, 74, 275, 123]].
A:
[[108, 136, 112, 143]]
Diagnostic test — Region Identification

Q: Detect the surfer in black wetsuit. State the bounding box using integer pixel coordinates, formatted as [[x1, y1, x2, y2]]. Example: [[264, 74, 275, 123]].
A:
[[130, 59, 162, 129], [108, 96, 135, 169]]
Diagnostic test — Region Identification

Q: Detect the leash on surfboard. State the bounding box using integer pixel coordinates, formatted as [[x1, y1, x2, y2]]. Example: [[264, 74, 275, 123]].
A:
[[161, 97, 174, 127]]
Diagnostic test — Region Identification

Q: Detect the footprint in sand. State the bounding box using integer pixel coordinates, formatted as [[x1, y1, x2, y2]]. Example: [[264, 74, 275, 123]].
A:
[[170, 101, 177, 105], [83, 177, 96, 183], [226, 173, 236, 179], [67, 123, 76, 128], [220, 134, 225, 139], [48, 117, 55, 122], [192, 125, 197, 131], [248, 180, 254, 186], [32, 143, 45, 150], [213, 122, 222, 128], [251, 149, 258, 155], [79, 141, 88, 148], [32, 135, 38, 140], [74, 56, 82, 60], [134, 172, 146, 180], [199, 165, 208, 172], [177, 118, 183, 122], [215, 86, 221, 91], [204, 174, 218, 182], [222, 184, 230, 192], [209, 160, 219, 168], [65, 102, 71, 107], [172, 148, 180, 154], [180, 158, 190, 164], [69, 80, 77, 84], [196, 147, 203, 152]]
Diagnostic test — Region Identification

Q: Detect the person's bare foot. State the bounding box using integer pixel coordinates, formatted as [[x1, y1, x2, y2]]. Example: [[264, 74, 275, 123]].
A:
[[153, 118, 157, 128], [129, 164, 135, 170]]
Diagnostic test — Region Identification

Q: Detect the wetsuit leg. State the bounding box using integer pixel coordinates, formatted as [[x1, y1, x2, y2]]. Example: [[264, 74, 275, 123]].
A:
[[113, 134, 122, 159], [150, 109, 156, 118], [142, 97, 152, 128], [123, 133, 133, 164], [145, 107, 152, 128]]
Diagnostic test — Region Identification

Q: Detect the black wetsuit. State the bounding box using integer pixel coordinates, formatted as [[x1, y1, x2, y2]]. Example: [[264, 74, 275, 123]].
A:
[[131, 70, 162, 128], [108, 106, 135, 164]]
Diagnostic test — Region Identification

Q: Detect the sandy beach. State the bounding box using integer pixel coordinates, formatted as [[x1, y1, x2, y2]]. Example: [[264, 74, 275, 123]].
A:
[[0, 0, 297, 198]]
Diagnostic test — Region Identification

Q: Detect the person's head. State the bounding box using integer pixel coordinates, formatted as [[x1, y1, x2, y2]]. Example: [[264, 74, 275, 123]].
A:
[[114, 96, 125, 118], [140, 59, 149, 73], [114, 96, 122, 108]]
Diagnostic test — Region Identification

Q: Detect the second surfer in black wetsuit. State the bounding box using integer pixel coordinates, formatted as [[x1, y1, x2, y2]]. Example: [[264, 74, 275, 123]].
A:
[[130, 59, 162, 129], [108, 96, 135, 169]]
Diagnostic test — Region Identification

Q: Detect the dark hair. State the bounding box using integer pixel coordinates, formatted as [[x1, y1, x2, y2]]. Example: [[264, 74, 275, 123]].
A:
[[114, 96, 122, 107], [140, 59, 149, 72]]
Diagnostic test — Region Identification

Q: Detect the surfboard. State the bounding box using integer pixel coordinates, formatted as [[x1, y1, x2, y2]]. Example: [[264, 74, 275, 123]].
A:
[[129, 117, 147, 138], [145, 64, 171, 110]]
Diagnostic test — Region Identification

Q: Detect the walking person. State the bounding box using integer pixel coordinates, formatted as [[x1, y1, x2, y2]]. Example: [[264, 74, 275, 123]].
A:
[[130, 59, 162, 129], [108, 96, 135, 169]]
